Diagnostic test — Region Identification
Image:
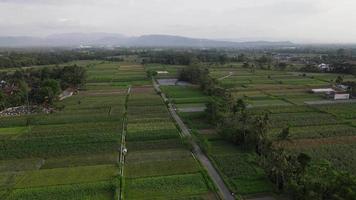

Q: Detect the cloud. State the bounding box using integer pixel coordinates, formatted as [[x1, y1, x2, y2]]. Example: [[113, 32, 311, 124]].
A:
[[0, 0, 355, 43]]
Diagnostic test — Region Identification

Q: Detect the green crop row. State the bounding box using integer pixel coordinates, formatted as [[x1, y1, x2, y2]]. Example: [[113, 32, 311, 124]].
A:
[[7, 181, 116, 200], [269, 124, 356, 140], [269, 112, 341, 128], [124, 173, 209, 199], [127, 129, 180, 141]]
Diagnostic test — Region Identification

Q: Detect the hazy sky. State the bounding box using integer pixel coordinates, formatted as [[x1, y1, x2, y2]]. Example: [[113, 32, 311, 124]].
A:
[[1, 0, 355, 43]]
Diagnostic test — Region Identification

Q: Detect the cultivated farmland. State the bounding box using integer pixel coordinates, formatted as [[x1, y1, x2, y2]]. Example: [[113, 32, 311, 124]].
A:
[[162, 64, 356, 198], [124, 84, 217, 199], [0, 61, 153, 199], [215, 67, 356, 174]]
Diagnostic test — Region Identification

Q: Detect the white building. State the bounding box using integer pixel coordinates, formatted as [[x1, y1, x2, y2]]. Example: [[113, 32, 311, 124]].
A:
[[156, 71, 169, 74], [334, 93, 350, 100], [0, 80, 6, 87], [335, 84, 350, 91], [318, 63, 331, 71], [311, 88, 335, 93]]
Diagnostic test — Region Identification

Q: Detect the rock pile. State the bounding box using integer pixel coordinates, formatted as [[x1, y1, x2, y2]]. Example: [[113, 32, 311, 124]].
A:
[[0, 106, 52, 117]]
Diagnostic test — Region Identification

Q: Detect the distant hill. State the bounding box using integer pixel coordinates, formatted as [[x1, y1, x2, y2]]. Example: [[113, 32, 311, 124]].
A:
[[0, 33, 295, 48]]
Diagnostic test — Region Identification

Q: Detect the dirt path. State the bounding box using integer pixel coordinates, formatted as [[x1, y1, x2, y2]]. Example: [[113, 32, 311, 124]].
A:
[[218, 72, 233, 81], [118, 86, 131, 200], [153, 79, 235, 200]]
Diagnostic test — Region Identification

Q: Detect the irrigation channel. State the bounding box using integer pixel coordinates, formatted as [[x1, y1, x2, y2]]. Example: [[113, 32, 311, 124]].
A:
[[118, 86, 131, 200], [153, 79, 235, 200]]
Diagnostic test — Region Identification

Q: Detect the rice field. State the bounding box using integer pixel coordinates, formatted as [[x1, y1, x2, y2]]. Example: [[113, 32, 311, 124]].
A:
[[124, 85, 216, 199], [162, 65, 356, 197], [0, 61, 152, 199]]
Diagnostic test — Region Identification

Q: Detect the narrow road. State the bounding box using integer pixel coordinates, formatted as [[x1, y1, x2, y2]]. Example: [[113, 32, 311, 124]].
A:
[[153, 79, 235, 200], [118, 86, 131, 200]]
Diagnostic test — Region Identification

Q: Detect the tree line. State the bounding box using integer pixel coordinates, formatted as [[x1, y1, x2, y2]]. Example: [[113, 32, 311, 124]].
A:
[[0, 49, 135, 68], [140, 50, 243, 65]]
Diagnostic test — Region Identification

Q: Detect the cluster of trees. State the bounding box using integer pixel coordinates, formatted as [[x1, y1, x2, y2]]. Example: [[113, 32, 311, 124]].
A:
[[140, 50, 237, 66], [141, 51, 194, 65], [0, 65, 86, 109], [178, 65, 209, 84], [300, 48, 356, 75], [178, 65, 227, 98], [210, 97, 356, 199], [178, 65, 356, 199]]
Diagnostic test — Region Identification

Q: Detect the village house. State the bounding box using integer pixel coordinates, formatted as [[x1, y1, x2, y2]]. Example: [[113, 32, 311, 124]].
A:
[[311, 87, 350, 100], [317, 63, 331, 71]]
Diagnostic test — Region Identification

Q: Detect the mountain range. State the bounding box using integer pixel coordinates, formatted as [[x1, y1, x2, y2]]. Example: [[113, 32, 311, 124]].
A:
[[0, 33, 295, 48]]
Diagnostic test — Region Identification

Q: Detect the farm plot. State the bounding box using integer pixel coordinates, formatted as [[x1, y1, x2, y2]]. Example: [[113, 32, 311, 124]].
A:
[[0, 93, 126, 159], [190, 120, 273, 196], [0, 62, 132, 199], [313, 103, 356, 119], [125, 173, 209, 199], [125, 150, 199, 178], [255, 105, 314, 114], [269, 124, 356, 140], [160, 85, 211, 115], [15, 165, 118, 188], [7, 181, 114, 200], [302, 72, 356, 83], [298, 143, 356, 174], [41, 153, 118, 169], [247, 98, 291, 107], [124, 86, 216, 199], [161, 80, 273, 197], [211, 66, 356, 178], [87, 62, 150, 86], [209, 140, 273, 195], [268, 112, 341, 128]]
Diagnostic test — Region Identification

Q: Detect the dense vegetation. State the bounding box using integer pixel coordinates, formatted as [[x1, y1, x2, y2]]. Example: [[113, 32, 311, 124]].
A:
[[0, 65, 86, 109]]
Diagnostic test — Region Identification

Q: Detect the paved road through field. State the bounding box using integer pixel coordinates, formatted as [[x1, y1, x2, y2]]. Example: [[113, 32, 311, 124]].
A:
[[153, 79, 235, 200]]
